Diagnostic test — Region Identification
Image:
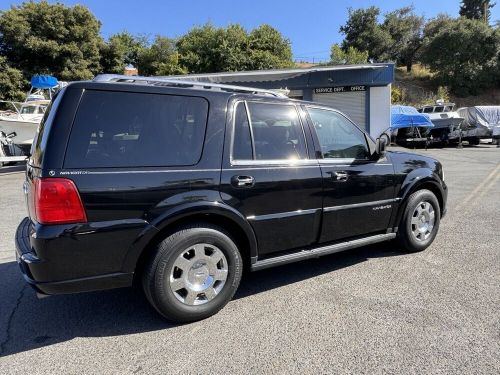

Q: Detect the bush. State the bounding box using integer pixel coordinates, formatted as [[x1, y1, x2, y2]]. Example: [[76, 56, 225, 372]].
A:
[[391, 86, 406, 104]]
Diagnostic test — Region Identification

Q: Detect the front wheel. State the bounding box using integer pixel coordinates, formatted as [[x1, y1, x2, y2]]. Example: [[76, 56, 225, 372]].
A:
[[397, 189, 441, 253], [142, 224, 243, 323]]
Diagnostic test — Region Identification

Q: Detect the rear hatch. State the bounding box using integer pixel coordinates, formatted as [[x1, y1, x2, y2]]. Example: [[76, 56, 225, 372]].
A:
[[25, 86, 84, 223]]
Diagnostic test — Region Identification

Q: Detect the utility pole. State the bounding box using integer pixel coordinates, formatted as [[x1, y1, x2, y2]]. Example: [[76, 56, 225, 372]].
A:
[[484, 1, 489, 23]]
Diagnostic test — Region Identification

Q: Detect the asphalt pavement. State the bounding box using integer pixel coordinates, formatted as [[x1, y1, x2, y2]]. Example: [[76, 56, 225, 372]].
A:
[[0, 145, 499, 374]]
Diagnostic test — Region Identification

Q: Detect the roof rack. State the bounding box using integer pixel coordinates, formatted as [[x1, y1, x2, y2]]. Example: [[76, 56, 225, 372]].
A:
[[93, 74, 287, 98]]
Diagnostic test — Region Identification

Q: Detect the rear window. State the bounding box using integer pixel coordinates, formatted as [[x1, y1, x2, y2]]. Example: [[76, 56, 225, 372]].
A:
[[64, 90, 208, 168]]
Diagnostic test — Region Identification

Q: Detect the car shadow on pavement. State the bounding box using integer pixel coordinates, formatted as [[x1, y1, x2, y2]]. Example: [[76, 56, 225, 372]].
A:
[[235, 242, 404, 299], [0, 242, 403, 357]]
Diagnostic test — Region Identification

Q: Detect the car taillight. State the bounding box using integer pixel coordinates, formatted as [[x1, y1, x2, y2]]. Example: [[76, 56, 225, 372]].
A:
[[34, 178, 87, 224]]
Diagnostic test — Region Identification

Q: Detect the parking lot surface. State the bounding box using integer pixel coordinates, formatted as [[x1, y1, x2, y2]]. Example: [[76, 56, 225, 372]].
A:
[[0, 145, 499, 374]]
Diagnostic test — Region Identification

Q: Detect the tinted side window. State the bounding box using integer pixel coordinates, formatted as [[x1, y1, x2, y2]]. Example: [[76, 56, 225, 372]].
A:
[[232, 102, 253, 160], [246, 102, 307, 160], [64, 91, 208, 168], [307, 108, 369, 159]]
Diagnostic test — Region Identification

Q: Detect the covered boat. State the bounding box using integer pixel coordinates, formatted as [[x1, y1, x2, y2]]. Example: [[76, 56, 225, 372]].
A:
[[391, 105, 434, 128], [456, 106, 500, 139], [390, 105, 434, 146]]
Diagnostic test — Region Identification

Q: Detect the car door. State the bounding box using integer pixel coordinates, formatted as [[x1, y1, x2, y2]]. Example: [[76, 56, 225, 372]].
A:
[[220, 99, 323, 256], [304, 106, 396, 243]]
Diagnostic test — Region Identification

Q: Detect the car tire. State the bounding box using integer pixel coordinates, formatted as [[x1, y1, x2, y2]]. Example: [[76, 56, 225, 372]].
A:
[[397, 189, 441, 253], [142, 224, 243, 323]]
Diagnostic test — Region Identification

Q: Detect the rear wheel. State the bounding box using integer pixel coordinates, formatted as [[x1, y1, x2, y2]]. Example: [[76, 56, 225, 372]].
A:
[[397, 189, 441, 253], [142, 224, 243, 323]]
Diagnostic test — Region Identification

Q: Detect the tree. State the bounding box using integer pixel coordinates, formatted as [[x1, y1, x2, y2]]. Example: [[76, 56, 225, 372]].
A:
[[177, 23, 246, 73], [0, 56, 25, 101], [247, 24, 293, 69], [137, 36, 187, 76], [177, 23, 293, 73], [0, 1, 103, 81], [459, 0, 495, 22], [421, 17, 500, 95], [100, 32, 147, 74], [382, 6, 424, 71], [422, 14, 455, 41], [214, 24, 250, 71], [339, 7, 392, 61], [330, 44, 368, 64]]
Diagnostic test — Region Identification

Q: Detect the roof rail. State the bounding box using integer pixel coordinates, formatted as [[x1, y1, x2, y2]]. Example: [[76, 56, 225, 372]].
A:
[[93, 74, 287, 98]]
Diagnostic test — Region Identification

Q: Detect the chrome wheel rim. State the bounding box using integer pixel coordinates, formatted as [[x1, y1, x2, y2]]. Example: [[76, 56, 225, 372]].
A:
[[411, 201, 435, 242], [170, 243, 228, 306]]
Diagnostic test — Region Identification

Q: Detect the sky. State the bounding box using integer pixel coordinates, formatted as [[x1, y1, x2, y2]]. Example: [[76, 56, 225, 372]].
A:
[[1, 0, 499, 62]]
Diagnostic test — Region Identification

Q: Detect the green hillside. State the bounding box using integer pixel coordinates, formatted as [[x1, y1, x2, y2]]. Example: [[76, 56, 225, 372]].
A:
[[393, 65, 500, 108]]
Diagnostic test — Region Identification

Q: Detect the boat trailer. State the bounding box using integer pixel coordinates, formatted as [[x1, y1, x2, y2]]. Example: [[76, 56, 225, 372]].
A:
[[0, 131, 28, 166]]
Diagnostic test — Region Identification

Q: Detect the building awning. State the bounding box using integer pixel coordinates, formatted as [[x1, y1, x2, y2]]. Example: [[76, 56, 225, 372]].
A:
[[162, 63, 394, 89]]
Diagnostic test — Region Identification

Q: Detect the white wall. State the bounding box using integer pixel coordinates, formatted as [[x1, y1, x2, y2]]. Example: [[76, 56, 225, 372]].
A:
[[369, 85, 391, 138]]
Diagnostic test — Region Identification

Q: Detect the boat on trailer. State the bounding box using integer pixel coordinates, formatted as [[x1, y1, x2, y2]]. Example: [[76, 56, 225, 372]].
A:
[[390, 105, 434, 147], [417, 100, 464, 144], [0, 76, 61, 165], [453, 106, 500, 145], [0, 99, 49, 150]]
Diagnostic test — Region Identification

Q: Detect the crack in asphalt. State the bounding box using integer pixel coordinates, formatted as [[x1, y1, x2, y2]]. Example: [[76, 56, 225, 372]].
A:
[[0, 284, 27, 356]]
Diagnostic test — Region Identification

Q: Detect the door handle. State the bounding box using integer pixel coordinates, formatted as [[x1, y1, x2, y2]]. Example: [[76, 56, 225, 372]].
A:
[[333, 171, 348, 182], [231, 175, 255, 188]]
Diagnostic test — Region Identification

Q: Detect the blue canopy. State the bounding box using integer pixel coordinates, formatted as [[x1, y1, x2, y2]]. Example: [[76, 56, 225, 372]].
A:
[[391, 105, 434, 129], [31, 76, 58, 89]]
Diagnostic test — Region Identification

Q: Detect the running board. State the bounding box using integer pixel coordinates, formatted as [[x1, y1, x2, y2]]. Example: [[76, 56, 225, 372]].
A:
[[251, 233, 396, 271]]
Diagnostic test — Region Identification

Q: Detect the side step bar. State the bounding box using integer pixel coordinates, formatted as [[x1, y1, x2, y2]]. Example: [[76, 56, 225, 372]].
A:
[[251, 233, 396, 271]]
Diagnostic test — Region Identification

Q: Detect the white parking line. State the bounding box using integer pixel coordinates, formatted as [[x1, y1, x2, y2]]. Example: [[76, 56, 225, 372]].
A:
[[455, 163, 500, 212]]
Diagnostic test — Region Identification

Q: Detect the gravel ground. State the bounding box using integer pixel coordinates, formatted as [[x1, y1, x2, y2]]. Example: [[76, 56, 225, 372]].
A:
[[0, 145, 499, 374]]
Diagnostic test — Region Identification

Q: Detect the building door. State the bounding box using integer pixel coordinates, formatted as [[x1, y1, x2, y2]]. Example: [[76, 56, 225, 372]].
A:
[[312, 88, 367, 130]]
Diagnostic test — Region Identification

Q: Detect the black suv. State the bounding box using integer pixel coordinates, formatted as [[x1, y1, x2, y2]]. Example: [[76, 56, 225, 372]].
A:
[[16, 75, 447, 322]]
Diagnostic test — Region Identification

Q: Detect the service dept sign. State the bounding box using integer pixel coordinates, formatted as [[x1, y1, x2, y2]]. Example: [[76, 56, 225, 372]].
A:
[[314, 85, 366, 94]]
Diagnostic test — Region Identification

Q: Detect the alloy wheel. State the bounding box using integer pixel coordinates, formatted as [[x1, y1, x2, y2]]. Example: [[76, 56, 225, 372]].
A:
[[169, 243, 228, 306], [411, 201, 435, 241]]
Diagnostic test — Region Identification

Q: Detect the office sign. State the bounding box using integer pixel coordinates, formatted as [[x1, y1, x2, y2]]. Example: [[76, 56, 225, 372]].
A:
[[314, 85, 366, 94]]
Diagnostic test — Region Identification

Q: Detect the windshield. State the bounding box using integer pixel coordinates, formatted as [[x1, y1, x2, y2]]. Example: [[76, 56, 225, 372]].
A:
[[20, 105, 38, 114]]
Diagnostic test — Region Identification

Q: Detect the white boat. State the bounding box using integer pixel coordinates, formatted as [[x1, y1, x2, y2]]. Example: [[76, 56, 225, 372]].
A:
[[0, 99, 49, 148], [417, 100, 464, 129], [0, 76, 60, 157]]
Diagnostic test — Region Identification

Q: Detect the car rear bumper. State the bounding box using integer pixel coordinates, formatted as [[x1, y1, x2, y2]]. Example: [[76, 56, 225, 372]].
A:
[[15, 217, 134, 295]]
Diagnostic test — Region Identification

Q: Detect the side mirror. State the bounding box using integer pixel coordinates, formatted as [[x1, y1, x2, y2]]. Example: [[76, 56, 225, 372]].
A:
[[374, 136, 387, 158]]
